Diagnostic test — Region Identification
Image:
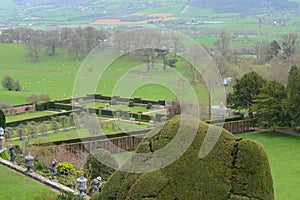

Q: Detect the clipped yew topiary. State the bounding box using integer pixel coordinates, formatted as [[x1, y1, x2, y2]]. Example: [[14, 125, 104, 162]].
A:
[[93, 115, 274, 200], [84, 149, 119, 194], [0, 109, 6, 128]]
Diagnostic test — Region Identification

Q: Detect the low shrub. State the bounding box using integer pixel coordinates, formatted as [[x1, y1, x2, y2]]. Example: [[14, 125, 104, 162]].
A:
[[57, 162, 76, 176], [111, 99, 118, 105], [57, 175, 77, 188], [128, 100, 135, 107], [57, 192, 84, 200], [146, 103, 152, 109], [33, 192, 57, 200], [0, 151, 10, 161]]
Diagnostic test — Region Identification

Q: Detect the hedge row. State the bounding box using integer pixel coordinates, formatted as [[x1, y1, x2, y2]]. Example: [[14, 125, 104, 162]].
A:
[[6, 110, 78, 127], [35, 129, 151, 146], [206, 115, 243, 124], [86, 94, 166, 106]]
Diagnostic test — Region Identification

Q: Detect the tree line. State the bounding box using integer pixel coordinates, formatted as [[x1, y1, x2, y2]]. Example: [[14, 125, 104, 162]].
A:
[[227, 66, 300, 129], [0, 26, 109, 61]]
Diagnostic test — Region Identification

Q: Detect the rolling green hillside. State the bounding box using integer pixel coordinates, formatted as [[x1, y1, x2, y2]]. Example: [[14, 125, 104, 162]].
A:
[[0, 0, 16, 9]]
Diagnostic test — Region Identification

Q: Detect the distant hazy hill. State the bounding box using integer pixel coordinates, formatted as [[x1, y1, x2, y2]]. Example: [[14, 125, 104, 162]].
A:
[[13, 0, 91, 6], [0, 0, 16, 9], [188, 0, 299, 12]]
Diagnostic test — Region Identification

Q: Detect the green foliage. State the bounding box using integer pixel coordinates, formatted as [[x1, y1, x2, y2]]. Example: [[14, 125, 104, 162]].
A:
[[57, 175, 77, 188], [34, 161, 44, 171], [160, 116, 168, 122], [146, 103, 152, 109], [50, 120, 59, 132], [39, 123, 48, 135], [253, 80, 289, 128], [128, 100, 135, 107], [57, 161, 76, 176], [287, 65, 300, 126], [0, 151, 10, 161], [0, 109, 6, 128], [166, 58, 178, 68], [57, 192, 84, 200], [94, 115, 274, 200], [27, 94, 51, 104], [58, 116, 69, 129], [33, 192, 57, 200], [1, 76, 20, 91], [111, 99, 118, 105], [35, 102, 49, 111], [84, 149, 118, 194], [227, 71, 266, 117], [84, 149, 118, 180]]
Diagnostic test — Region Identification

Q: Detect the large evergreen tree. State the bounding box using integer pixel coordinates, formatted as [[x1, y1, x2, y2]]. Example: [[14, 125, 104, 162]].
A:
[[287, 65, 300, 126], [253, 80, 289, 128], [227, 71, 266, 119]]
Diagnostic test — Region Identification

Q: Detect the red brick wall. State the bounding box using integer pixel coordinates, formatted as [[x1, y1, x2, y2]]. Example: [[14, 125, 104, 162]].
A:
[[3, 104, 36, 116]]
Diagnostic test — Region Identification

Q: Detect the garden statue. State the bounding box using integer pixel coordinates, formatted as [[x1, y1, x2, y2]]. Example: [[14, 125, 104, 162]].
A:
[[9, 144, 16, 163], [50, 159, 58, 181], [92, 176, 102, 194]]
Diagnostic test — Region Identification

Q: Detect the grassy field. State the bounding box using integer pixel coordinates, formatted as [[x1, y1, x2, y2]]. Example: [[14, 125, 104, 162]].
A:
[[0, 165, 55, 200], [237, 132, 300, 200], [0, 0, 16, 9], [0, 44, 209, 106], [6, 111, 58, 123], [0, 44, 82, 105]]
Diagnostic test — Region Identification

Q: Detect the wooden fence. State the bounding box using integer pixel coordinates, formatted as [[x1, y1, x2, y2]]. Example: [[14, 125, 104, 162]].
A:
[[218, 120, 251, 134], [66, 120, 251, 154], [67, 134, 144, 154]]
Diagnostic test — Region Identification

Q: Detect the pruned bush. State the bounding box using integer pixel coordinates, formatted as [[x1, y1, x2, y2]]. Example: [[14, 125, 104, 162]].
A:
[[95, 115, 274, 200], [128, 100, 135, 107], [111, 99, 118, 105], [0, 109, 6, 128], [59, 115, 69, 129], [146, 103, 152, 109], [35, 101, 49, 111]]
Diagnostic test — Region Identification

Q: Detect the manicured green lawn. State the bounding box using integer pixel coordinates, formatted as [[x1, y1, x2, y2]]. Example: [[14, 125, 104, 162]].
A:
[[84, 101, 153, 113], [6, 111, 58, 123], [10, 120, 150, 146], [0, 165, 55, 200], [237, 132, 300, 200]]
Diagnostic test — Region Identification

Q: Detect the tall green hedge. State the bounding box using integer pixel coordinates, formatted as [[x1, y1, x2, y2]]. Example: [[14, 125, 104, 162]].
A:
[[0, 109, 6, 128], [93, 115, 274, 200]]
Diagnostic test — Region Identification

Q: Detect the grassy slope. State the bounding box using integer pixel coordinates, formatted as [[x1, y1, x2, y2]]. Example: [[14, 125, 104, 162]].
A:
[[0, 44, 208, 105], [0, 0, 16, 9], [0, 44, 82, 104], [0, 165, 55, 200], [237, 132, 300, 200]]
